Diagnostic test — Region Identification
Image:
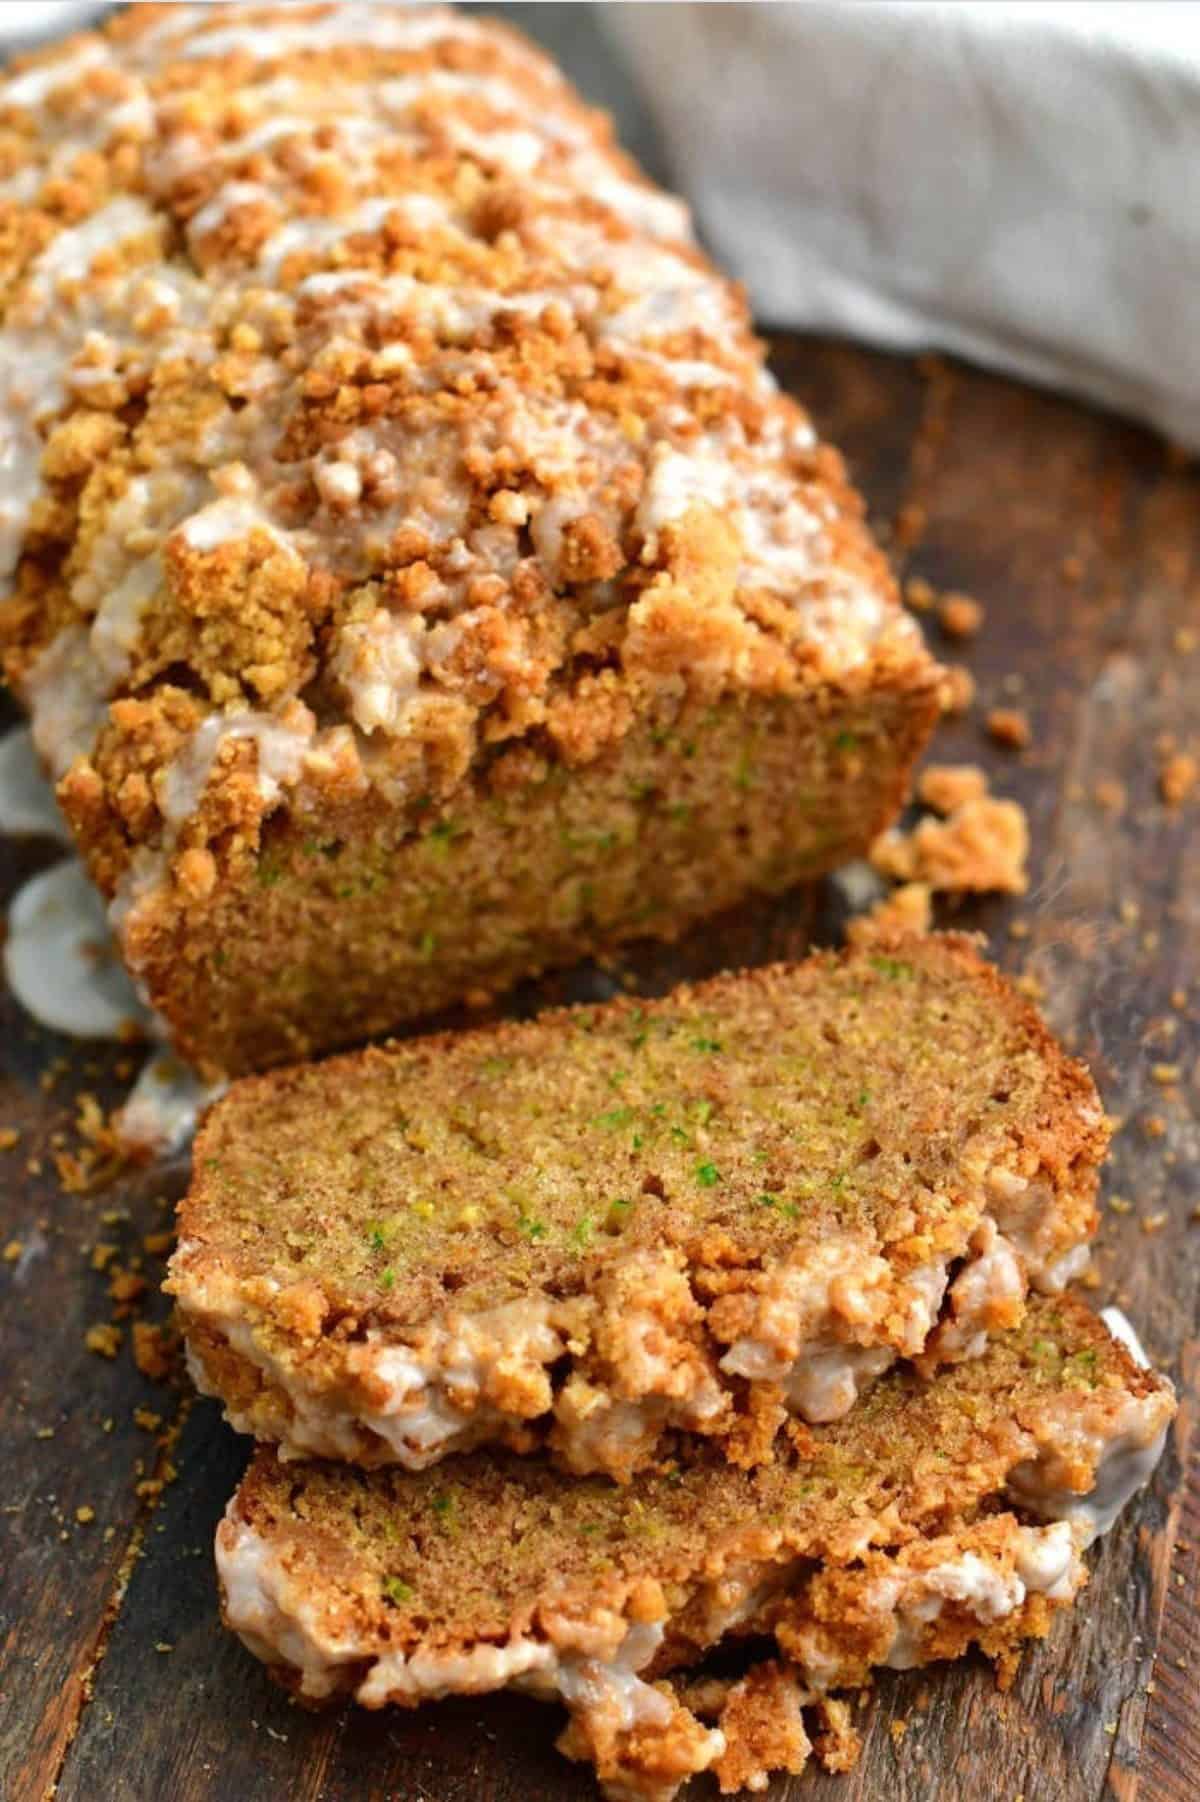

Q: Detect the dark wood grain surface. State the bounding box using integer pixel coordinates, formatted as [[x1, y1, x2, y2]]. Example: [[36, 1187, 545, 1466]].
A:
[[2, 338, 1198, 1802]]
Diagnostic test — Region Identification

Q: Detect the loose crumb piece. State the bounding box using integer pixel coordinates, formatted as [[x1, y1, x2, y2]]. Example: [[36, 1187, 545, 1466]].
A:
[[1174, 627, 1197, 655], [917, 763, 989, 815], [143, 1231, 174, 1256], [131, 1320, 176, 1381], [109, 1268, 148, 1311], [938, 664, 976, 715], [155, 1643, 173, 1655], [847, 883, 932, 947], [76, 1505, 95, 1525], [937, 592, 984, 639], [903, 575, 935, 612], [35, 1426, 55, 1440], [90, 1242, 118, 1271], [1109, 1196, 1133, 1215], [712, 1662, 812, 1793], [1143, 1115, 1167, 1139], [134, 1407, 163, 1432], [3, 1240, 22, 1263], [811, 1696, 862, 1774], [986, 708, 1032, 750], [1141, 1213, 1168, 1235], [85, 1323, 123, 1359], [871, 798, 1029, 895], [1159, 752, 1197, 806], [890, 1717, 909, 1746], [1094, 779, 1126, 814], [1151, 1063, 1181, 1085], [0, 1128, 19, 1151]]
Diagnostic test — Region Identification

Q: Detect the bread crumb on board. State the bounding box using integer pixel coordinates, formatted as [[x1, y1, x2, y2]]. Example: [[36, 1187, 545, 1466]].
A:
[[84, 1323, 123, 1359], [986, 707, 1033, 750], [1159, 752, 1197, 806], [937, 592, 985, 639], [871, 797, 1029, 896], [938, 664, 976, 715], [131, 1321, 177, 1383], [917, 764, 989, 815], [847, 883, 933, 947]]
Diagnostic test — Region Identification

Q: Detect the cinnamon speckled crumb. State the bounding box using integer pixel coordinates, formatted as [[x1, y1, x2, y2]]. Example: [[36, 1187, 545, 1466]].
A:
[[937, 593, 984, 639], [85, 1323, 123, 1359], [917, 764, 988, 815], [871, 797, 1029, 896], [986, 708, 1032, 751], [938, 664, 976, 715], [1159, 752, 1197, 806], [131, 1320, 177, 1382], [846, 882, 931, 946]]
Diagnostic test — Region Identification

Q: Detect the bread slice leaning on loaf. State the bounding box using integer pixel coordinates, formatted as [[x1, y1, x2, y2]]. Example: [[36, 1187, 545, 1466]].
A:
[[0, 1, 940, 1077], [216, 1295, 1174, 1802], [170, 935, 1109, 1480]]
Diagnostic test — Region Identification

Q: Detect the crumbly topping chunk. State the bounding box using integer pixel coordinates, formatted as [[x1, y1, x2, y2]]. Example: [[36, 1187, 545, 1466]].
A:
[[845, 881, 932, 946], [871, 796, 1029, 895], [0, 3, 930, 890], [708, 1662, 812, 1793]]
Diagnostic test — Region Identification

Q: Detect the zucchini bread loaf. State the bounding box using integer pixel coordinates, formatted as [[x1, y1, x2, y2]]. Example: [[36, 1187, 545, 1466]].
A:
[[0, 2, 940, 1076], [217, 1297, 1174, 1801], [170, 937, 1108, 1480]]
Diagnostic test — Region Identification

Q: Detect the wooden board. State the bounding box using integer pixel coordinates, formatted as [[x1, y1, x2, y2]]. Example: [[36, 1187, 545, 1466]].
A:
[[1, 337, 1197, 1802]]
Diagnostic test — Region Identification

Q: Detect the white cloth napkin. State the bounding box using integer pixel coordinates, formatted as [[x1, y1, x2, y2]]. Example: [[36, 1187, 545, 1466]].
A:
[[606, 1, 1200, 450], [0, 3, 101, 48]]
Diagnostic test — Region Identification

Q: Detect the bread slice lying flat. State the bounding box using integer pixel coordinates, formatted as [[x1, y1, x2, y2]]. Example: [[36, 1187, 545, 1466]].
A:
[[171, 934, 1107, 1479], [217, 1295, 1173, 1801]]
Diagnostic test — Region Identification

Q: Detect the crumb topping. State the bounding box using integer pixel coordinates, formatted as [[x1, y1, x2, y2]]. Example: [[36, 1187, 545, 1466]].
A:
[[871, 795, 1029, 896], [0, 2, 930, 913], [213, 1293, 1173, 1802]]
